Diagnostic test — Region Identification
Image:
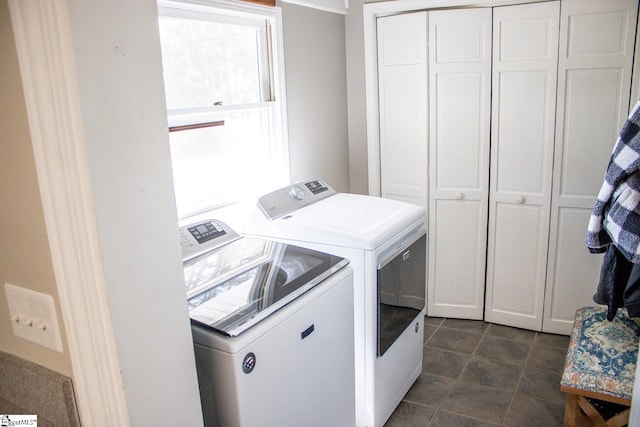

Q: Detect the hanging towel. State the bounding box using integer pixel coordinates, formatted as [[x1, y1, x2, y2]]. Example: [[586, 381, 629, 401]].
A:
[[593, 245, 640, 320], [586, 100, 640, 263]]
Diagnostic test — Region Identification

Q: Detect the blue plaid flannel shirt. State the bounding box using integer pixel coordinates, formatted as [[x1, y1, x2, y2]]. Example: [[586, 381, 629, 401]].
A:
[[586, 101, 640, 263]]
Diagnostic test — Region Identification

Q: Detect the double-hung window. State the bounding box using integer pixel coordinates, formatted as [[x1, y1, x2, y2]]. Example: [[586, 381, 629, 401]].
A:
[[158, 0, 289, 219]]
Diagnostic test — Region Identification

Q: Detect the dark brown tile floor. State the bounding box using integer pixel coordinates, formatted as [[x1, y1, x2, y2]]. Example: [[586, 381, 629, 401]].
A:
[[385, 316, 570, 427]]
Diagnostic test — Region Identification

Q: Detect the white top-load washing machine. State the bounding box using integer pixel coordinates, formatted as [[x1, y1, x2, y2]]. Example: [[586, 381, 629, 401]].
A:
[[180, 219, 356, 427], [243, 180, 427, 427]]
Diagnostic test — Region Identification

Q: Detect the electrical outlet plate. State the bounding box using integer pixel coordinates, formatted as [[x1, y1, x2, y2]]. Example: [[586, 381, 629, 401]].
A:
[[5, 283, 63, 353]]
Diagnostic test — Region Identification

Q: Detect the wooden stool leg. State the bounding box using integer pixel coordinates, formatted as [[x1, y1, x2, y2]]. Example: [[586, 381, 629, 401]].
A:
[[606, 408, 630, 427], [577, 396, 607, 426], [565, 394, 630, 427], [565, 393, 598, 427], [564, 394, 579, 427]]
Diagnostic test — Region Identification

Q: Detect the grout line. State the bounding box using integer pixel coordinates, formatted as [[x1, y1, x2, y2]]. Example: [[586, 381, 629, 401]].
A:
[[499, 331, 538, 426], [424, 318, 493, 426], [398, 317, 566, 427], [425, 319, 448, 426], [434, 408, 502, 426]]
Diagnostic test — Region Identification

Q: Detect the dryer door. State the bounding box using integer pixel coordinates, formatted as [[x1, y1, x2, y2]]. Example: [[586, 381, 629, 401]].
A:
[[377, 231, 426, 357]]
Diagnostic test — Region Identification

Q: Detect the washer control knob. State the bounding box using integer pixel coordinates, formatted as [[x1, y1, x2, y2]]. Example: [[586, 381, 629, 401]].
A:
[[290, 186, 305, 200]]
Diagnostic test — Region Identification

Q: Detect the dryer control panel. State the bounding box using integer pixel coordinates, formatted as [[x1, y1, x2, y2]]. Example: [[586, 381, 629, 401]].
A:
[[257, 179, 337, 220], [179, 219, 240, 262]]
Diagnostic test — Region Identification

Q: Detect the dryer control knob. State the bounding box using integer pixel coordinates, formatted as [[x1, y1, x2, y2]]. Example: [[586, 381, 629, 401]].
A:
[[290, 186, 305, 200]]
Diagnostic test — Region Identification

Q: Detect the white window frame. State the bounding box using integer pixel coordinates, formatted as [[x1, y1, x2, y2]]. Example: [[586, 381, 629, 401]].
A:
[[158, 0, 290, 217]]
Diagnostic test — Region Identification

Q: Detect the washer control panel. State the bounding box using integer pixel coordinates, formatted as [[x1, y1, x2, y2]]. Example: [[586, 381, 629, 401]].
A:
[[257, 179, 336, 220], [290, 186, 306, 200], [179, 219, 240, 262]]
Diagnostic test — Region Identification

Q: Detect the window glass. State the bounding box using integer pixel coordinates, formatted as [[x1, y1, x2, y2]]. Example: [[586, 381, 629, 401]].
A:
[[169, 108, 275, 212], [158, 2, 288, 219], [159, 16, 265, 109]]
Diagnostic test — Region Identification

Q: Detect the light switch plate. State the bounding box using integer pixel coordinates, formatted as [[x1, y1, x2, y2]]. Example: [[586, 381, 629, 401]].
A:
[[5, 283, 63, 352]]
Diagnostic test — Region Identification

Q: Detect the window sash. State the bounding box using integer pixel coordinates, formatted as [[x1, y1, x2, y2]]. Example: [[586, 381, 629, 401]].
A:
[[158, 11, 273, 110], [167, 102, 275, 131], [158, 0, 290, 218]]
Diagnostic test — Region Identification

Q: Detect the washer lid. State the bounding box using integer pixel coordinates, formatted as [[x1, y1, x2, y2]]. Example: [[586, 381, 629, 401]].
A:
[[184, 237, 348, 337], [246, 193, 426, 250]]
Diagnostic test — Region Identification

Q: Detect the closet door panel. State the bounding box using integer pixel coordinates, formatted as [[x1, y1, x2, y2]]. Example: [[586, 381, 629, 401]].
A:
[[434, 73, 483, 189], [377, 13, 428, 209], [565, 4, 634, 59], [431, 200, 485, 309], [379, 73, 427, 206], [544, 0, 637, 334], [498, 19, 555, 60], [546, 208, 603, 330], [489, 204, 546, 318], [561, 69, 626, 197], [485, 1, 559, 331], [494, 71, 551, 195], [427, 8, 491, 319]]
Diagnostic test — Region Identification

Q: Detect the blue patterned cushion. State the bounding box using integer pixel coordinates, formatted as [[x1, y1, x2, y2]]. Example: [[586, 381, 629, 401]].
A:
[[561, 306, 640, 401]]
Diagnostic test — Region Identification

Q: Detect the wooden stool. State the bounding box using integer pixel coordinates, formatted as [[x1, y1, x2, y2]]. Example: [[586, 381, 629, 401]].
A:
[[561, 307, 640, 427]]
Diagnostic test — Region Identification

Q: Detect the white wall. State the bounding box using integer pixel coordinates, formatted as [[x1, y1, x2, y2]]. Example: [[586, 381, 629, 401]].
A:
[[66, 0, 203, 425]]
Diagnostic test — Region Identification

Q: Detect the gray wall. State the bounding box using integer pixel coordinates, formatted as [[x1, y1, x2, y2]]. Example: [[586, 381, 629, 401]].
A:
[[283, 2, 350, 193], [67, 0, 204, 424], [345, 0, 394, 196], [345, 0, 372, 194]]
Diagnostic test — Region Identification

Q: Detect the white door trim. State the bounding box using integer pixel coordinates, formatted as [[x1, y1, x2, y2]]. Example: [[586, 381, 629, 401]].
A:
[[8, 1, 129, 425]]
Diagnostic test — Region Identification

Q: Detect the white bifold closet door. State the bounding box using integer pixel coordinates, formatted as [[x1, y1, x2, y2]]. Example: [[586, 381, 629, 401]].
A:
[[427, 9, 491, 319], [374, 0, 638, 334], [484, 1, 560, 331], [543, 0, 638, 334], [377, 12, 428, 209]]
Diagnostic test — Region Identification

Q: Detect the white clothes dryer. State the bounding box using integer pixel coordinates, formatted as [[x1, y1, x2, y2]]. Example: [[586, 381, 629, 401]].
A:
[[243, 180, 427, 427]]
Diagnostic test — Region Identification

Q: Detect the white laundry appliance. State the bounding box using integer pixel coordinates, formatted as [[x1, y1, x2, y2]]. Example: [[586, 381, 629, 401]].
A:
[[180, 219, 356, 427], [243, 180, 427, 427]]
